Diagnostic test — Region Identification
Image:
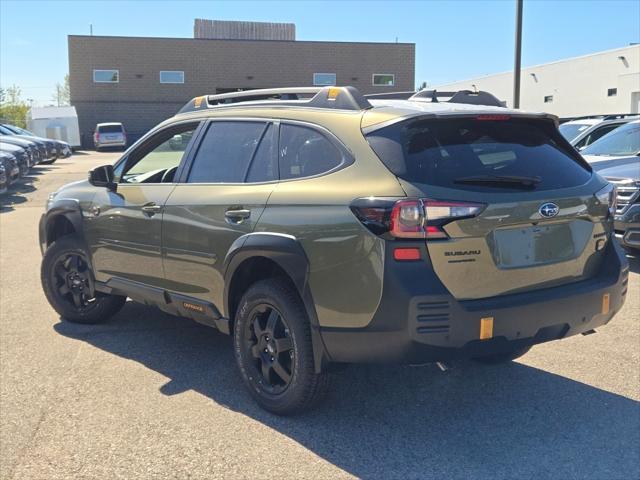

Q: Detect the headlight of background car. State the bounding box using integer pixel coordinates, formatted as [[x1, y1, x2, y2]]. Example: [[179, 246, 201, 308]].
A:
[[46, 192, 57, 210]]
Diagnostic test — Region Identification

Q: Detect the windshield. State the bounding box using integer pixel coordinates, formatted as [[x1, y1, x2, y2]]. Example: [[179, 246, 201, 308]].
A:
[[582, 122, 640, 156], [2, 125, 23, 134], [0, 125, 14, 135], [559, 122, 591, 141]]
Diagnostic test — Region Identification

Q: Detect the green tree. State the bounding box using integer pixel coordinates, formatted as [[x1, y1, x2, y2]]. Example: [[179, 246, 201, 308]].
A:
[[418, 81, 429, 91], [0, 84, 29, 128], [52, 74, 70, 106]]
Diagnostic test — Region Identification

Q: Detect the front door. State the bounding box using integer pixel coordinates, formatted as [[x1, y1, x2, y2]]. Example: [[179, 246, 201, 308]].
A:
[[162, 120, 278, 309], [86, 122, 201, 287]]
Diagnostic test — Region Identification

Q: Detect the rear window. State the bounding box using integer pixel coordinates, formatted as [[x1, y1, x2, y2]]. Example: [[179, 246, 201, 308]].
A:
[[366, 117, 591, 192], [97, 124, 124, 133]]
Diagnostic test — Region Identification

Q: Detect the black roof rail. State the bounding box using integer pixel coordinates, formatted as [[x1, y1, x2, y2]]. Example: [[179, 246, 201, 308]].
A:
[[365, 89, 504, 108], [177, 86, 372, 114], [559, 113, 640, 123], [411, 89, 504, 107], [601, 113, 640, 120]]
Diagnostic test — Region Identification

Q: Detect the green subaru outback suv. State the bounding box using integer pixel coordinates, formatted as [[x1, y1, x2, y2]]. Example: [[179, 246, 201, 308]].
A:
[[40, 86, 629, 415]]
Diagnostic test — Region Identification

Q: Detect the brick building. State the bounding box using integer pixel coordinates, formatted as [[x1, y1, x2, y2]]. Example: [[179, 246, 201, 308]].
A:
[[68, 20, 415, 147]]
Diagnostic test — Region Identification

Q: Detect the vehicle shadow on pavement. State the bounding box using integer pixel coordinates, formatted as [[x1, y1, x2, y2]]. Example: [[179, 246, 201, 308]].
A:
[[54, 302, 640, 480], [1, 182, 35, 212]]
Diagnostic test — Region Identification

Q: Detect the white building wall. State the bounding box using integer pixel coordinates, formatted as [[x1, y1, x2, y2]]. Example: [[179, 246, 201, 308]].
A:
[[434, 45, 640, 117]]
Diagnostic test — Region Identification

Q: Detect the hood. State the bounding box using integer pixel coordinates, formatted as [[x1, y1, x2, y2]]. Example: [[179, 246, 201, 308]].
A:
[[584, 154, 640, 173], [596, 160, 640, 181], [0, 142, 25, 153], [0, 137, 36, 148]]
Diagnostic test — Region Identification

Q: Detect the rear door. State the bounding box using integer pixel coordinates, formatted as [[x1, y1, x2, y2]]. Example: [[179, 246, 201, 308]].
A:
[[161, 119, 278, 308], [366, 115, 612, 300]]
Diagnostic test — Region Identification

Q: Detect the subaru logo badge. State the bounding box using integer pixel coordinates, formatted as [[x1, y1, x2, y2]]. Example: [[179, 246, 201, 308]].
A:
[[539, 202, 559, 218]]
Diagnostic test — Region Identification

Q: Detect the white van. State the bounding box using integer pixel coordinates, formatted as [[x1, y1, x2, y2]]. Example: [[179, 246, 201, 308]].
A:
[[94, 123, 127, 150]]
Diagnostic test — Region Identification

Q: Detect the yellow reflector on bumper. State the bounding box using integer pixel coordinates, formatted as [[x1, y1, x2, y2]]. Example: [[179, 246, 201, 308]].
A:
[[602, 293, 610, 314], [480, 317, 494, 340]]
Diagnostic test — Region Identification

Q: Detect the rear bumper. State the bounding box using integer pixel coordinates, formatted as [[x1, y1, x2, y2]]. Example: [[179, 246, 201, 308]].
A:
[[95, 141, 126, 148], [320, 240, 629, 364], [614, 204, 640, 249]]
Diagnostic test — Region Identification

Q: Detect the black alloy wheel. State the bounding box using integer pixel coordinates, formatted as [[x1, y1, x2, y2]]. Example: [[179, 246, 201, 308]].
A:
[[51, 251, 97, 311], [244, 304, 294, 394]]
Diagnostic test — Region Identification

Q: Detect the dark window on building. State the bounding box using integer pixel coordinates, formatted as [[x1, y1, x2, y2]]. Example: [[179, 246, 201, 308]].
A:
[[188, 121, 269, 183], [544, 95, 553, 103], [373, 74, 395, 86], [279, 124, 344, 180], [607, 88, 618, 97]]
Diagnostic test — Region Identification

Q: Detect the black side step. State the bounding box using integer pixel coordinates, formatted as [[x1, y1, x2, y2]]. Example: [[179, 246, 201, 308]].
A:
[[96, 278, 230, 335]]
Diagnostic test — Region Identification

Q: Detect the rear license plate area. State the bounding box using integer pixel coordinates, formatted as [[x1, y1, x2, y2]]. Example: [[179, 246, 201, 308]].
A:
[[492, 223, 575, 268]]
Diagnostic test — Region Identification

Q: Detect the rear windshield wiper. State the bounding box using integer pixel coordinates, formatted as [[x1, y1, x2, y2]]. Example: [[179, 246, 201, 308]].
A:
[[454, 174, 542, 188]]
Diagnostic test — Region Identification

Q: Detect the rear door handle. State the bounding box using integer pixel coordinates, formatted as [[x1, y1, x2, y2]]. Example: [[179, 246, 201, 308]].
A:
[[141, 202, 162, 216], [225, 208, 251, 223]]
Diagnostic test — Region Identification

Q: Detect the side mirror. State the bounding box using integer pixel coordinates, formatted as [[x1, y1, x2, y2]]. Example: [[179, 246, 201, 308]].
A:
[[88, 164, 117, 191]]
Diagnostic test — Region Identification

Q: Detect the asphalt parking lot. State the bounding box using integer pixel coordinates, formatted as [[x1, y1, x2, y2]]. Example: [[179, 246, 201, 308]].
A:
[[1, 152, 639, 480]]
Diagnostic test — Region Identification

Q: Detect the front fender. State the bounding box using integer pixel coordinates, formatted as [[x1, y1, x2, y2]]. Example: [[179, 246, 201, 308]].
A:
[[39, 199, 85, 255]]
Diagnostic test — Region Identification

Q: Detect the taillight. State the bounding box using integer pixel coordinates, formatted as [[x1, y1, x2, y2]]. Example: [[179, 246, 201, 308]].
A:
[[595, 183, 617, 217], [94, 133, 100, 142], [476, 114, 511, 121], [351, 197, 485, 240]]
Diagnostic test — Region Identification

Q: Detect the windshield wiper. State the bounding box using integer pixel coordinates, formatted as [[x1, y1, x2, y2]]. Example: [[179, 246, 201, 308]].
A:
[[454, 174, 542, 188]]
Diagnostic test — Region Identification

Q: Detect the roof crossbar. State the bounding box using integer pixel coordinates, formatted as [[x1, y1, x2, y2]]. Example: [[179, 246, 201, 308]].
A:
[[178, 86, 373, 114], [365, 89, 504, 108]]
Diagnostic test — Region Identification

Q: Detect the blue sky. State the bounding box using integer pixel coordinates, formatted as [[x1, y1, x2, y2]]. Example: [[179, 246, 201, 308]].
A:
[[1, 0, 639, 105]]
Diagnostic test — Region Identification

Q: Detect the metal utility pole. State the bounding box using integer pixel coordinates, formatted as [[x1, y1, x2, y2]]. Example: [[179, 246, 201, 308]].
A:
[[513, 0, 523, 108]]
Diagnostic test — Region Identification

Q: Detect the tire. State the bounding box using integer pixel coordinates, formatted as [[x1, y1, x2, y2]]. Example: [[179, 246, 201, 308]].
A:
[[40, 159, 56, 165], [233, 278, 330, 415], [472, 345, 532, 365], [41, 235, 126, 324]]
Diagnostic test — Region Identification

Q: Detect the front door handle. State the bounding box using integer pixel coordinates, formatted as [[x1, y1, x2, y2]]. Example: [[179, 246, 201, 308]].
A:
[[141, 202, 162, 216], [225, 208, 251, 224]]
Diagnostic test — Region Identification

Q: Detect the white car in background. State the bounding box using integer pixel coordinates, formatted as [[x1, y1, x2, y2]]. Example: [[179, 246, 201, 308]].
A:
[[560, 115, 639, 150], [581, 120, 640, 168], [94, 122, 127, 151]]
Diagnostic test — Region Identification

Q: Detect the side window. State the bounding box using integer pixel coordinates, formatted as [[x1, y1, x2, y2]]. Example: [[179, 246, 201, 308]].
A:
[[586, 124, 619, 146], [188, 121, 270, 183], [120, 123, 198, 184], [279, 124, 344, 180]]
